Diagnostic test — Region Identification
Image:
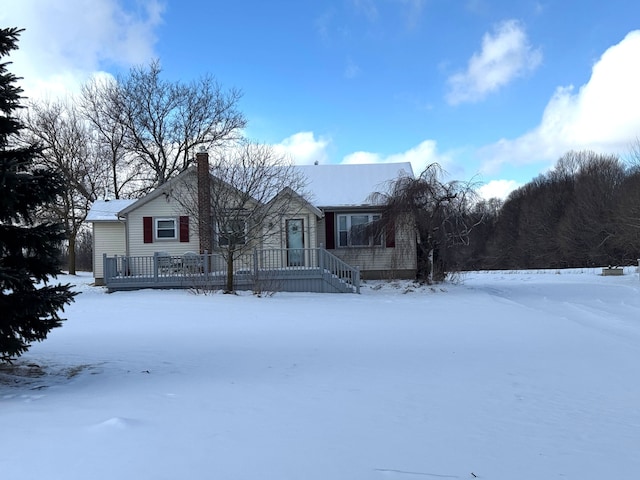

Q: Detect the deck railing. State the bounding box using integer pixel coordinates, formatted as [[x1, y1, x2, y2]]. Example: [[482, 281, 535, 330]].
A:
[[103, 248, 360, 293]]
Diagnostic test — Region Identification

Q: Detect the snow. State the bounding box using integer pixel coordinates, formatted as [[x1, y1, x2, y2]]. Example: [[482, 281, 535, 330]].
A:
[[296, 162, 414, 207], [2, 268, 640, 480], [86, 199, 136, 222]]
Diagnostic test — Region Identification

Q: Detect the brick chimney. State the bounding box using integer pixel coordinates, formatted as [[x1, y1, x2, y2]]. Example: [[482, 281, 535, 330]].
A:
[[196, 149, 212, 254]]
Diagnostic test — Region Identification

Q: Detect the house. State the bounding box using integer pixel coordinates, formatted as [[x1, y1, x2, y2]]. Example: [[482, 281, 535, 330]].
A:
[[87, 151, 417, 292]]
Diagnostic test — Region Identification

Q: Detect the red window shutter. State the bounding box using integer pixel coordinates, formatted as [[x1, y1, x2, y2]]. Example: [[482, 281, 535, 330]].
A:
[[143, 216, 153, 243], [385, 220, 395, 248], [325, 212, 335, 249], [179, 216, 189, 243]]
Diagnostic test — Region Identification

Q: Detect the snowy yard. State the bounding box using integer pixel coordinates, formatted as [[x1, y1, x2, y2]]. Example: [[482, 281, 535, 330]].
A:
[[2, 268, 640, 480]]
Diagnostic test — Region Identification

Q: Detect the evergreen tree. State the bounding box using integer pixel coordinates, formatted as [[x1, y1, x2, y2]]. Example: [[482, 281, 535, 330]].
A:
[[0, 28, 76, 362]]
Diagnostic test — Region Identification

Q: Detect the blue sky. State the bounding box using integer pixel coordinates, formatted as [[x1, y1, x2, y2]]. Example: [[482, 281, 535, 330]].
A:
[[3, 1, 640, 198]]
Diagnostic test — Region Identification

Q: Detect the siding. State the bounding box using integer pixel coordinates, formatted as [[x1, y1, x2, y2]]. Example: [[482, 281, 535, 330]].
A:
[[260, 197, 319, 251], [126, 192, 200, 257], [317, 212, 417, 279], [93, 222, 127, 281]]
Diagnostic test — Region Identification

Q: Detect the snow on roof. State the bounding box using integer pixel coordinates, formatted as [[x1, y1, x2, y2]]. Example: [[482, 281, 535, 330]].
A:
[[296, 162, 413, 207], [85, 163, 413, 221], [86, 199, 136, 222]]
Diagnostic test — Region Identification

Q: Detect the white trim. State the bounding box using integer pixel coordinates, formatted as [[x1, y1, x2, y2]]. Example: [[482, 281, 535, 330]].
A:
[[337, 213, 382, 247], [155, 217, 177, 241]]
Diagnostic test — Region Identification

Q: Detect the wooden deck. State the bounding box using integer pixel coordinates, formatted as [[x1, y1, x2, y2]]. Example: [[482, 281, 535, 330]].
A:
[[104, 248, 360, 294]]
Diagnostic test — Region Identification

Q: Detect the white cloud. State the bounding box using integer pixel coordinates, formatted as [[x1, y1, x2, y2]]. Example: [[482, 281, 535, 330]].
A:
[[480, 30, 640, 174], [344, 57, 361, 79], [478, 179, 521, 200], [1, 0, 164, 98], [446, 19, 542, 105], [272, 132, 331, 165], [342, 139, 452, 176], [352, 0, 379, 21]]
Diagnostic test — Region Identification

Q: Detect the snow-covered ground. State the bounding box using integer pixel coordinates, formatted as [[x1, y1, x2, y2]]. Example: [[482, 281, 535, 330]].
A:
[[2, 268, 640, 480]]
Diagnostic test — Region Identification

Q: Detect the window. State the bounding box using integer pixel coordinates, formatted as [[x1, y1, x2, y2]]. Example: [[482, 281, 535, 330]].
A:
[[217, 218, 247, 247], [155, 218, 177, 240], [337, 214, 382, 247]]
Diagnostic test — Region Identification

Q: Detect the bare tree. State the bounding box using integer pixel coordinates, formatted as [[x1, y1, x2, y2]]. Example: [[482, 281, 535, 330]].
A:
[[79, 75, 146, 198], [485, 150, 632, 270], [369, 163, 478, 282], [112, 60, 246, 189], [23, 99, 103, 274], [556, 151, 625, 265], [178, 141, 308, 293]]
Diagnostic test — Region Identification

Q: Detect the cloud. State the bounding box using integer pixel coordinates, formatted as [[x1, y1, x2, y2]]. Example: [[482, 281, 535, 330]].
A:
[[477, 179, 522, 200], [1, 0, 164, 98], [342, 139, 453, 176], [396, 0, 426, 28], [344, 57, 362, 79], [446, 19, 542, 105], [351, 0, 379, 21], [272, 132, 331, 165], [479, 30, 640, 174]]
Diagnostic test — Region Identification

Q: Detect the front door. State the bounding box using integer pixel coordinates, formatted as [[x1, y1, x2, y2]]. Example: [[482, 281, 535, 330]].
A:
[[286, 219, 304, 266]]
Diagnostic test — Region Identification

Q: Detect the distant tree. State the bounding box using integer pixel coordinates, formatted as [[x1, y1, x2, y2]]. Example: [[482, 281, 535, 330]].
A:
[[178, 141, 308, 293], [484, 150, 632, 270], [0, 28, 76, 362], [457, 197, 502, 270], [23, 99, 103, 274], [612, 168, 640, 261], [556, 151, 625, 266], [370, 163, 478, 282]]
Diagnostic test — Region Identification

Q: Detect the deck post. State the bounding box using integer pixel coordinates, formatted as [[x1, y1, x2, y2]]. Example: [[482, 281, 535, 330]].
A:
[[103, 253, 109, 284], [153, 252, 159, 283]]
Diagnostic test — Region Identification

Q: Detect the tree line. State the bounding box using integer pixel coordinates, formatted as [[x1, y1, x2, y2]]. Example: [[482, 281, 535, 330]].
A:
[[475, 150, 640, 270], [372, 148, 640, 281]]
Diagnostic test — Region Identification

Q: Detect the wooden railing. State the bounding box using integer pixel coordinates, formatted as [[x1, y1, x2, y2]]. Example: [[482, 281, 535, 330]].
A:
[[103, 248, 360, 293]]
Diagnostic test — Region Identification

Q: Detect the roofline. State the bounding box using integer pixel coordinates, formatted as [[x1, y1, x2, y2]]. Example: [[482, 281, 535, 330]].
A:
[[118, 167, 195, 216]]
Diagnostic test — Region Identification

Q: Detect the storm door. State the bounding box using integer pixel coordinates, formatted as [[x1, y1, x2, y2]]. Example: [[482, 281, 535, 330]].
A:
[[286, 219, 304, 266]]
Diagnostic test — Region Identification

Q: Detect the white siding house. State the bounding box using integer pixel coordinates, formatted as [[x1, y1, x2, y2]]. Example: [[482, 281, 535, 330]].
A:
[[87, 157, 417, 287]]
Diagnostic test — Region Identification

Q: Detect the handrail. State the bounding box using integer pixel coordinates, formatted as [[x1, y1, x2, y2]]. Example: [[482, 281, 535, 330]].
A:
[[103, 248, 360, 293], [317, 248, 361, 293]]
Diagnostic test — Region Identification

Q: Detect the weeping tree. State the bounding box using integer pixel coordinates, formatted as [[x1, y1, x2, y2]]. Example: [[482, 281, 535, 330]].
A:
[[0, 27, 76, 362], [369, 163, 478, 282]]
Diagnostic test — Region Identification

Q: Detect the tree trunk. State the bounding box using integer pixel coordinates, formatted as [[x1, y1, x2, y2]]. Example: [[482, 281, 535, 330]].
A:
[[225, 249, 234, 293], [67, 233, 77, 275]]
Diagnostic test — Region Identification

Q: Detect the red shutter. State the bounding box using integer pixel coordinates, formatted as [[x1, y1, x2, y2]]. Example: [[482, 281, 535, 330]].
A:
[[143, 216, 153, 243], [179, 216, 189, 243], [385, 220, 395, 248], [325, 212, 335, 249]]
